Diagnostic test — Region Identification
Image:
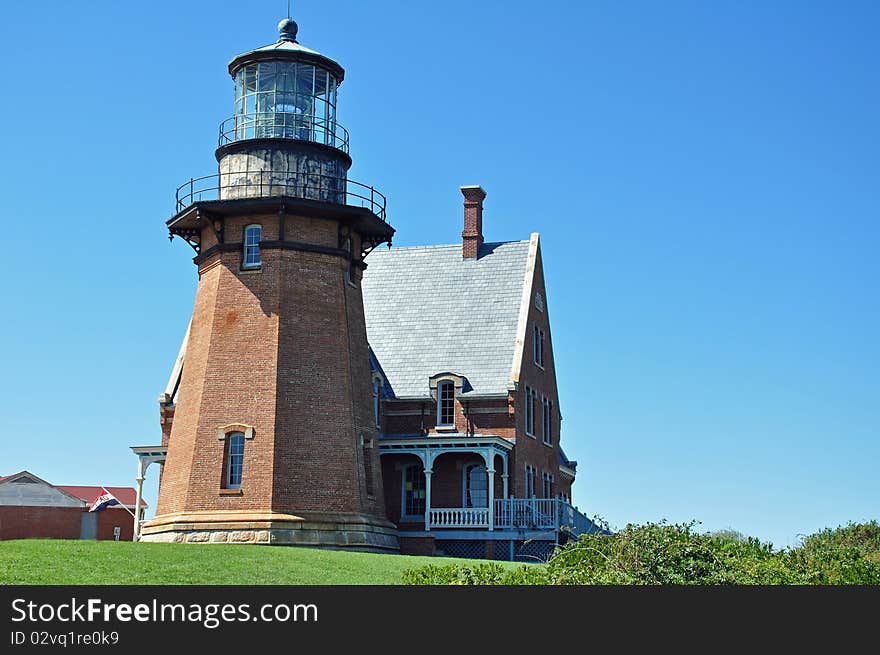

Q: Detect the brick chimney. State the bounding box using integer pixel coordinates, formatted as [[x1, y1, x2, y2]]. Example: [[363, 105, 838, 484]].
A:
[[460, 185, 486, 259]]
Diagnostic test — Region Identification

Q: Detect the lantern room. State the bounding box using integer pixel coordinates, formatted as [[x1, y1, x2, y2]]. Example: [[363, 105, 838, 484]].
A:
[[168, 16, 392, 250], [219, 18, 348, 152]]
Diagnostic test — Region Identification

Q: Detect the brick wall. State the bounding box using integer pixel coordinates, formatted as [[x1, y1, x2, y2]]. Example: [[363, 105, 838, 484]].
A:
[[511, 241, 565, 501], [0, 507, 134, 541], [557, 475, 573, 502], [381, 397, 514, 440], [0, 506, 81, 540], [398, 536, 435, 556], [156, 210, 387, 520], [96, 509, 136, 542]]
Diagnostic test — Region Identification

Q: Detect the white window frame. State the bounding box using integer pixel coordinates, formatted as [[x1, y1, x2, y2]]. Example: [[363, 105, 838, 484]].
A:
[[542, 396, 552, 446], [437, 380, 455, 427], [525, 465, 536, 498], [243, 224, 262, 268], [401, 464, 426, 520], [533, 324, 545, 369], [525, 387, 538, 437], [524, 385, 537, 437], [225, 432, 245, 489], [541, 471, 554, 499]]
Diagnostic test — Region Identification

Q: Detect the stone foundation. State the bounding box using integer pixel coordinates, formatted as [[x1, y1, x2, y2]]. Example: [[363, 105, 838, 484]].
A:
[[139, 510, 399, 552]]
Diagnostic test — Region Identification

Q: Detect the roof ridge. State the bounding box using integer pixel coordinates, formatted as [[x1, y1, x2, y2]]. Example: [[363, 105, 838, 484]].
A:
[[367, 239, 530, 253]]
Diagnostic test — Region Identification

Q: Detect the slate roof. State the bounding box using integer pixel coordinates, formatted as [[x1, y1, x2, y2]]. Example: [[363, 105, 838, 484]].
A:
[[361, 240, 532, 399]]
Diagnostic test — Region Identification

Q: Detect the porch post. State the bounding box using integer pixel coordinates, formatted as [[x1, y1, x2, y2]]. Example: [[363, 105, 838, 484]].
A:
[[487, 467, 495, 531], [502, 452, 509, 499], [424, 468, 433, 532], [480, 449, 495, 531], [133, 458, 145, 541]]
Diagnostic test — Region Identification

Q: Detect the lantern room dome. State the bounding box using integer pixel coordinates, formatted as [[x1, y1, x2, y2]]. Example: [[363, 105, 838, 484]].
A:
[[228, 19, 345, 83]]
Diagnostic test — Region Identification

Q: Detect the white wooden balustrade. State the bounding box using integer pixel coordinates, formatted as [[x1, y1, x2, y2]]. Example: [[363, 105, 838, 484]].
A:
[[429, 507, 490, 528], [427, 499, 597, 536]]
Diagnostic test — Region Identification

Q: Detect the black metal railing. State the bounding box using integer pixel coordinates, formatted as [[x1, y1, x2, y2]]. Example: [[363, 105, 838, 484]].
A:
[[175, 170, 386, 221], [218, 112, 350, 153]]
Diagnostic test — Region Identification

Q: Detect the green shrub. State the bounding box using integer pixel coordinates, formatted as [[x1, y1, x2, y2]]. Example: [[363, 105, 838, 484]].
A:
[[402, 520, 880, 585], [798, 521, 880, 567]]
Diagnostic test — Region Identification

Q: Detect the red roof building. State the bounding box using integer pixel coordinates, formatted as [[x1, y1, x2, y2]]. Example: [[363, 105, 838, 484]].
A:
[[0, 471, 145, 541]]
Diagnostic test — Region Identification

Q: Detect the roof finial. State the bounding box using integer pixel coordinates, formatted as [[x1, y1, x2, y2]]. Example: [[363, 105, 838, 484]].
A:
[[278, 16, 298, 42]]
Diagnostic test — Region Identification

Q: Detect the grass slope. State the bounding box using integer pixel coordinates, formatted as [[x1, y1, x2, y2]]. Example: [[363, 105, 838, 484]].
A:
[[0, 540, 521, 585]]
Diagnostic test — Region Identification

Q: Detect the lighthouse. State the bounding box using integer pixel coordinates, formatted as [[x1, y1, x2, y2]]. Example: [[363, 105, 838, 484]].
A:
[[141, 17, 398, 550]]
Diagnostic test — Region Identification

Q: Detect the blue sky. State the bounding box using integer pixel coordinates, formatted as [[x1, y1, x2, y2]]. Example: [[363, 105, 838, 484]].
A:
[[0, 1, 877, 549]]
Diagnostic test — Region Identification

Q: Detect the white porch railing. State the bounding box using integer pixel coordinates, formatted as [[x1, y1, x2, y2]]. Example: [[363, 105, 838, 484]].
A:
[[429, 507, 490, 528], [494, 498, 558, 530], [426, 499, 600, 536]]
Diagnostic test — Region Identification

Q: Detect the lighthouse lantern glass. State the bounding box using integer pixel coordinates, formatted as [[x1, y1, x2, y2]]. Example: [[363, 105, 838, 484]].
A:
[[233, 62, 338, 145]]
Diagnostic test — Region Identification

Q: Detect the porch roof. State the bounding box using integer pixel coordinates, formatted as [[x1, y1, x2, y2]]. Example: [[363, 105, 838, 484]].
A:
[[378, 433, 513, 471], [377, 433, 513, 452]]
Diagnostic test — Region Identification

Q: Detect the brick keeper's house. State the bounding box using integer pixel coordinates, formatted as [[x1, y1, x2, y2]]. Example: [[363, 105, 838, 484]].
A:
[[132, 16, 604, 561]]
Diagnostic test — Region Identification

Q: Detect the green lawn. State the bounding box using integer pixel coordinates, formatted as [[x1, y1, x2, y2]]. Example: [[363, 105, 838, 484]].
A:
[[0, 540, 521, 585]]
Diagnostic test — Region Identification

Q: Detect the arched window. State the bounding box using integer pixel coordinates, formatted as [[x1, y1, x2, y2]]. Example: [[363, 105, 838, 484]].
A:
[[226, 432, 245, 488], [372, 377, 381, 428], [463, 463, 488, 508], [243, 224, 262, 268], [401, 464, 426, 519], [437, 380, 454, 427]]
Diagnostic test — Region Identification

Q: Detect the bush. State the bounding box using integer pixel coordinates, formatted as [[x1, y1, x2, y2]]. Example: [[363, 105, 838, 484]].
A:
[[402, 520, 880, 585], [798, 521, 880, 567], [401, 562, 544, 585]]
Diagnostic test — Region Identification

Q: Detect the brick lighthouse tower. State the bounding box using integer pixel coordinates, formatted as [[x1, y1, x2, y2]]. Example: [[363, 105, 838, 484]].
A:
[[141, 17, 398, 550]]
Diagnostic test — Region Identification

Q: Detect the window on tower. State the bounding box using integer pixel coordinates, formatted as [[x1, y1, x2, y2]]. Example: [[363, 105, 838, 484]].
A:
[[225, 432, 245, 489], [243, 224, 262, 268]]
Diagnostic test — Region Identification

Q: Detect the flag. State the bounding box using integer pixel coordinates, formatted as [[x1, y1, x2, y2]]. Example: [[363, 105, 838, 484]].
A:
[[89, 488, 120, 512]]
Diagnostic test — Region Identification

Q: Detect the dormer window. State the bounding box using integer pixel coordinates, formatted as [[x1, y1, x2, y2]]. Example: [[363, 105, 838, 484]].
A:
[[437, 380, 455, 427], [243, 224, 262, 268]]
